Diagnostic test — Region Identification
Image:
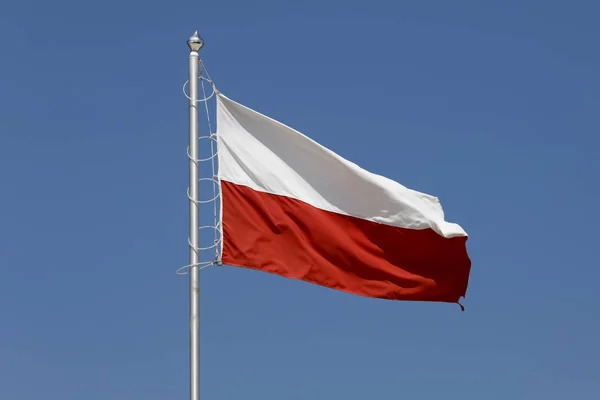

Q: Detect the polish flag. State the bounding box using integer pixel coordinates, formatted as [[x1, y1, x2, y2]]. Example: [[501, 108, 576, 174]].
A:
[[216, 93, 471, 305]]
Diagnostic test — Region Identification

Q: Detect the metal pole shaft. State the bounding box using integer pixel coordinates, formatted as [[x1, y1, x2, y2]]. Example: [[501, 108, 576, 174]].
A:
[[188, 47, 200, 400]]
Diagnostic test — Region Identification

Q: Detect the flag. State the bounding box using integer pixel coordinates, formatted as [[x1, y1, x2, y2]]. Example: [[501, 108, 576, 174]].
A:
[[216, 92, 471, 305]]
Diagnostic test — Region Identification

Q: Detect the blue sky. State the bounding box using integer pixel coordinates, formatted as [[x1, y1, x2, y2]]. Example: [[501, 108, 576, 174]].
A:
[[1, 1, 599, 399]]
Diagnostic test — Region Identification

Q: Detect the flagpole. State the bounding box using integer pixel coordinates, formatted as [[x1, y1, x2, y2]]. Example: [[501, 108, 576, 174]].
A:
[[187, 31, 203, 400]]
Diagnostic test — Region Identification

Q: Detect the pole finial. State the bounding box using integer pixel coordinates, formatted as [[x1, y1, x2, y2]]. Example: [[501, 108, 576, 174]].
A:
[[187, 31, 204, 52]]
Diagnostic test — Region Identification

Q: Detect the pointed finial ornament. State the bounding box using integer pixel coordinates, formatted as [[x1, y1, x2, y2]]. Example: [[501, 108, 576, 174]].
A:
[[187, 31, 204, 52]]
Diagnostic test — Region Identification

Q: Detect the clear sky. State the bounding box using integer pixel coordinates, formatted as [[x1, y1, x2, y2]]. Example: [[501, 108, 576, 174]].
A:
[[1, 1, 599, 399]]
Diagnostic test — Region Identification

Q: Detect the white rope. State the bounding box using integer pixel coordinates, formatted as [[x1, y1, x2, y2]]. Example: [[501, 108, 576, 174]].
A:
[[200, 64, 223, 263], [200, 69, 221, 263]]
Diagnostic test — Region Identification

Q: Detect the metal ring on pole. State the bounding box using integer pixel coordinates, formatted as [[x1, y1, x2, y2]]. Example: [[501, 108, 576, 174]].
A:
[[176, 261, 215, 275], [178, 222, 223, 275], [186, 143, 219, 163], [188, 234, 222, 252], [183, 77, 216, 102], [199, 133, 218, 141], [180, 218, 223, 254], [187, 186, 220, 204]]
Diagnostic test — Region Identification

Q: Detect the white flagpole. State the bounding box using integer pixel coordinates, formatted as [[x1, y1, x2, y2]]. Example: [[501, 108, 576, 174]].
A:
[[187, 31, 203, 400]]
